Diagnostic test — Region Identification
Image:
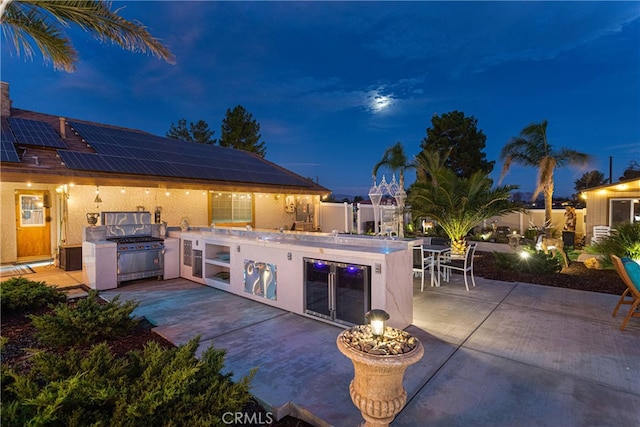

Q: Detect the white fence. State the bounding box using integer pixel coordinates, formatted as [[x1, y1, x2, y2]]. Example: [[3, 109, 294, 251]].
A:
[[318, 202, 585, 238], [318, 202, 354, 233]]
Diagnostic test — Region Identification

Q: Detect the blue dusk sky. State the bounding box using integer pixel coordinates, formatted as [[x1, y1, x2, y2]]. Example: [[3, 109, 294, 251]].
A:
[[1, 1, 639, 199]]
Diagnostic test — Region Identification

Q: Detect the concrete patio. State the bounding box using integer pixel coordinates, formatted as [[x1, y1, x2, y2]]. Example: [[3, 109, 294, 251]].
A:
[[92, 272, 640, 427]]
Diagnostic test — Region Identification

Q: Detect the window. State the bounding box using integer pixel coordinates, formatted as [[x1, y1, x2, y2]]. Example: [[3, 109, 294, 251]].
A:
[[20, 195, 45, 227], [211, 192, 253, 224], [610, 198, 640, 226]]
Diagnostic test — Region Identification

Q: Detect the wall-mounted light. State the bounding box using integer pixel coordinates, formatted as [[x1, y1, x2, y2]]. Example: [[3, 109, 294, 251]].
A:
[[366, 309, 390, 337], [94, 186, 103, 208]]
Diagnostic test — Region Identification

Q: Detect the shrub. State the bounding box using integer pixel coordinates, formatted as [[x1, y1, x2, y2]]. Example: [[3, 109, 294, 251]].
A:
[[30, 290, 140, 347], [0, 277, 66, 314], [494, 247, 563, 275], [1, 338, 255, 426], [587, 222, 640, 268]]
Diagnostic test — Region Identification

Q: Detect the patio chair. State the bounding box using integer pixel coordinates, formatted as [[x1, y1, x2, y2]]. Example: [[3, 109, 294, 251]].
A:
[[591, 225, 610, 245], [611, 255, 640, 331], [413, 244, 434, 292], [440, 242, 478, 291]]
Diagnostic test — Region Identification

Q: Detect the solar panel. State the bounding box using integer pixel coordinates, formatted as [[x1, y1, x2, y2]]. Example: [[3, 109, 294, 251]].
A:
[[8, 117, 67, 149], [0, 126, 20, 162], [64, 121, 316, 187]]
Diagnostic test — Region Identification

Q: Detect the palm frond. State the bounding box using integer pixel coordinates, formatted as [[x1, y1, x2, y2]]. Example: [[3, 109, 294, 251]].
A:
[[2, 3, 78, 71], [2, 0, 174, 72]]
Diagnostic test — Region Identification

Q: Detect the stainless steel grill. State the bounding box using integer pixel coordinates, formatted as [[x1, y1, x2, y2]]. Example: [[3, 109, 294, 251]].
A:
[[103, 212, 165, 284]]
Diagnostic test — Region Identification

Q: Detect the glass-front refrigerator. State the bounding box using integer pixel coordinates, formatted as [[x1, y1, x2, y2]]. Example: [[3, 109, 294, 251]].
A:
[[304, 258, 371, 326]]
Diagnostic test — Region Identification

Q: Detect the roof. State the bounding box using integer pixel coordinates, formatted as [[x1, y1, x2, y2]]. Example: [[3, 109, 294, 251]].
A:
[[581, 178, 640, 194], [0, 108, 329, 195]]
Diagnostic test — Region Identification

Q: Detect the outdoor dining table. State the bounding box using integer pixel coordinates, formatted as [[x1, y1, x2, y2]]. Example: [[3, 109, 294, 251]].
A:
[[422, 244, 451, 287]]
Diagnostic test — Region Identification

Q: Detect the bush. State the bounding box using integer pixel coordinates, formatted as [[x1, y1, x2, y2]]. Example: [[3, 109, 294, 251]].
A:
[[1, 338, 255, 426], [587, 222, 640, 268], [0, 277, 66, 314], [30, 290, 140, 348], [494, 247, 563, 275]]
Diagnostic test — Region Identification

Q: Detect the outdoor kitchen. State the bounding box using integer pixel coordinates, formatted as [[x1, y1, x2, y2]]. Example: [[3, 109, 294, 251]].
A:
[[82, 215, 417, 329]]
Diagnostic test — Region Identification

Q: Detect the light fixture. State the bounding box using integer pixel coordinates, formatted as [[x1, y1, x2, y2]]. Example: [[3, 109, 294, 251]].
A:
[[165, 190, 170, 196], [185, 190, 190, 195], [145, 188, 150, 195], [94, 185, 103, 208], [121, 188, 125, 194], [27, 182, 32, 187], [366, 309, 390, 337]]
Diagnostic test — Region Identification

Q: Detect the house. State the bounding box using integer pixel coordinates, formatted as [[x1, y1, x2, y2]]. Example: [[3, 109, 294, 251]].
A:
[[580, 178, 640, 243], [0, 82, 330, 264]]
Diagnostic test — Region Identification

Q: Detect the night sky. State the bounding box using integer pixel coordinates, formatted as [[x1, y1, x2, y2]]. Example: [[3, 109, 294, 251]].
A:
[[2, 1, 638, 198]]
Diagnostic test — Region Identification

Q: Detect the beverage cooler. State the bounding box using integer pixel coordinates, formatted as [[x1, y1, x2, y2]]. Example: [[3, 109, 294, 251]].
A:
[[304, 258, 371, 326]]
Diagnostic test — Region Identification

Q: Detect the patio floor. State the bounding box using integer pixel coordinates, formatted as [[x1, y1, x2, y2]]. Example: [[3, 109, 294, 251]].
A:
[[4, 264, 640, 426]]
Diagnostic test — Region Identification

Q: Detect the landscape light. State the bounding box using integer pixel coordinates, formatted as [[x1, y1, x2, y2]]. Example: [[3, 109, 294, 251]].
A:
[[366, 309, 390, 337]]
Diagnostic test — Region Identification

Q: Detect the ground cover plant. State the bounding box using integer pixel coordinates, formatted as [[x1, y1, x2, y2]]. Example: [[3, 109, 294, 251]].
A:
[[586, 222, 640, 269], [30, 290, 139, 347], [0, 277, 66, 314], [493, 246, 563, 275], [0, 286, 256, 426]]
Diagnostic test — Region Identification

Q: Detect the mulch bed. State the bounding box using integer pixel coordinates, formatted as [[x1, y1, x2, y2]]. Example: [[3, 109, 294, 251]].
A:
[[473, 251, 626, 295]]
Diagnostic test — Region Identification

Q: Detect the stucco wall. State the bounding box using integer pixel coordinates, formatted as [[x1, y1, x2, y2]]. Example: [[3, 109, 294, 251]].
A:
[[1, 183, 209, 263], [254, 194, 295, 230], [1, 181, 321, 263]]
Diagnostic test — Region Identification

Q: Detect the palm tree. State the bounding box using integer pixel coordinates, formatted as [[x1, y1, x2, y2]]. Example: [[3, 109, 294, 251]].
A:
[[410, 154, 522, 254], [500, 120, 590, 232], [372, 142, 413, 237], [1, 0, 175, 72]]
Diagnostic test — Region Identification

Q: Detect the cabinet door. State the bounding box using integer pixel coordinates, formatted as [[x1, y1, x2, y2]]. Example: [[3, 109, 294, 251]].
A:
[[334, 263, 370, 326], [304, 259, 332, 319]]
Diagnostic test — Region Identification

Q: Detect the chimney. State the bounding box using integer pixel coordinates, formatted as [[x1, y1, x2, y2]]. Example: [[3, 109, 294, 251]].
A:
[[59, 117, 66, 139], [1, 81, 11, 116]]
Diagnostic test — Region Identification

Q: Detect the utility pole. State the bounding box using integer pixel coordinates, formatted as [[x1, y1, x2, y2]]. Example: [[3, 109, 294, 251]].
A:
[[609, 156, 613, 184]]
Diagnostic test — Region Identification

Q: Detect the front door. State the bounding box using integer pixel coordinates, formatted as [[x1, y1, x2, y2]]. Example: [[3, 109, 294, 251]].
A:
[[15, 190, 51, 261]]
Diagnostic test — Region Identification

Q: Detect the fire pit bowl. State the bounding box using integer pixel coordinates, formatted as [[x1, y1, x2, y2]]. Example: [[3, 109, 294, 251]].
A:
[[337, 325, 424, 427]]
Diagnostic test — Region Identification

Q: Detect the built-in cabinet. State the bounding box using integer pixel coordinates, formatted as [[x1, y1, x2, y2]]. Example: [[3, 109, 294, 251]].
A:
[[204, 243, 231, 286], [180, 237, 205, 284], [163, 237, 180, 280]]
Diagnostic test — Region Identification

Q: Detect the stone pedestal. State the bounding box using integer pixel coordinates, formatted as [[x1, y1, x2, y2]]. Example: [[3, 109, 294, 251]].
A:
[[337, 330, 424, 427]]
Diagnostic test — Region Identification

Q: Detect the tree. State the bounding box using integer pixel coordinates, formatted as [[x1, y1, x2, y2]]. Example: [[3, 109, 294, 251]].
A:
[[409, 151, 522, 254], [219, 106, 266, 157], [372, 142, 413, 237], [500, 120, 590, 231], [574, 170, 607, 193], [420, 111, 494, 178], [619, 160, 640, 181], [1, 0, 174, 72], [166, 118, 216, 144]]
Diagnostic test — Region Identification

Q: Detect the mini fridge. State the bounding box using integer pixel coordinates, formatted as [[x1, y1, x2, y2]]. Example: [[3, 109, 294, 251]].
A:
[[304, 258, 371, 326]]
